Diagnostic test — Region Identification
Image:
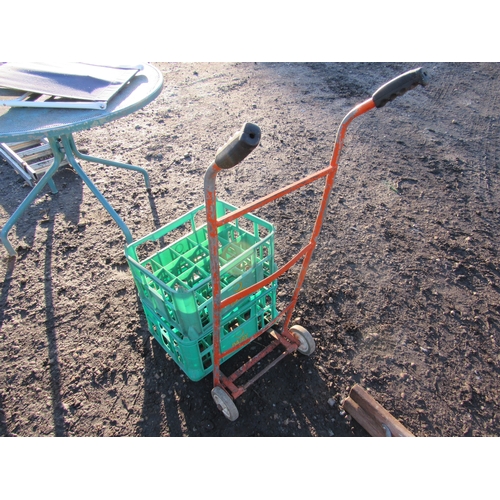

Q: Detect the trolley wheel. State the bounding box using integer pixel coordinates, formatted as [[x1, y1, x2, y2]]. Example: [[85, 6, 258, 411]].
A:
[[290, 325, 316, 356], [211, 386, 239, 422]]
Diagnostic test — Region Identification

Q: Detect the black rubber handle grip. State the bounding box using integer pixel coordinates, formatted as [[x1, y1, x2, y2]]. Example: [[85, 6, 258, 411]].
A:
[[215, 122, 261, 169], [372, 67, 429, 108]]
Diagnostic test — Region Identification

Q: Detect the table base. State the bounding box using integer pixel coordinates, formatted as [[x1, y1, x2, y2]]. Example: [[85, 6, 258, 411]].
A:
[[1, 133, 149, 256]]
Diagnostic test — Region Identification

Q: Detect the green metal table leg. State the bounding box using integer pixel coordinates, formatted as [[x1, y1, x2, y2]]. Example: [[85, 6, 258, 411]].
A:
[[67, 134, 151, 190], [1, 134, 138, 256], [1, 137, 63, 256], [47, 177, 58, 194], [60, 135, 133, 244]]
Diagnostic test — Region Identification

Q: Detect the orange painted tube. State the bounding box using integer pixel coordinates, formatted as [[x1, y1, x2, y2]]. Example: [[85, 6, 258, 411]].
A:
[[205, 98, 377, 389]]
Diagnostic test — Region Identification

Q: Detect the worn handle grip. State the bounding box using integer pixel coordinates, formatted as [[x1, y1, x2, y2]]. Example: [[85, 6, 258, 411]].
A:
[[372, 67, 429, 108], [215, 122, 261, 169]]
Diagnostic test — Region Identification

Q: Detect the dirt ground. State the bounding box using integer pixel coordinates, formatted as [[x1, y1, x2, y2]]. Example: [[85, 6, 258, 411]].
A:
[[1, 62, 499, 437]]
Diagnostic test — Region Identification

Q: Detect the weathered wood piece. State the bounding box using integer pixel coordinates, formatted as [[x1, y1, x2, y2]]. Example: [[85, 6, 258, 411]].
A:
[[343, 384, 415, 437]]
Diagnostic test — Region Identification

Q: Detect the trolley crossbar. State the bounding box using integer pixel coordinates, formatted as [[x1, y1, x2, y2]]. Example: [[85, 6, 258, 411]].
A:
[[220, 242, 312, 309], [221, 336, 297, 399], [216, 165, 333, 228], [218, 303, 296, 359]]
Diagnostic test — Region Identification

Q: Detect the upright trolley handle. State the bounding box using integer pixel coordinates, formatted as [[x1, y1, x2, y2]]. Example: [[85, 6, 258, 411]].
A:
[[372, 67, 429, 108], [214, 122, 261, 169]]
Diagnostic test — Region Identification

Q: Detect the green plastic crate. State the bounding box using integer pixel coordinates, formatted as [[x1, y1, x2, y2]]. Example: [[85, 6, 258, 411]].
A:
[[141, 283, 277, 381], [125, 199, 278, 381]]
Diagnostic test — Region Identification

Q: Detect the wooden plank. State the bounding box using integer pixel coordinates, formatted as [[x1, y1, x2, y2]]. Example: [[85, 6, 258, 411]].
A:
[[17, 143, 52, 162], [343, 397, 388, 437], [28, 157, 69, 177], [28, 158, 54, 176], [343, 384, 415, 437], [7, 140, 45, 152]]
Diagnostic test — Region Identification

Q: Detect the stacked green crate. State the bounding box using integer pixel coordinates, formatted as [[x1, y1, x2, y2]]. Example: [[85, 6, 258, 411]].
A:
[[125, 199, 278, 381]]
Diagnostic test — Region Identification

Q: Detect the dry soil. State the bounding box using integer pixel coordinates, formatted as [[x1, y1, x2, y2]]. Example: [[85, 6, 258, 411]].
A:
[[1, 62, 499, 437]]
